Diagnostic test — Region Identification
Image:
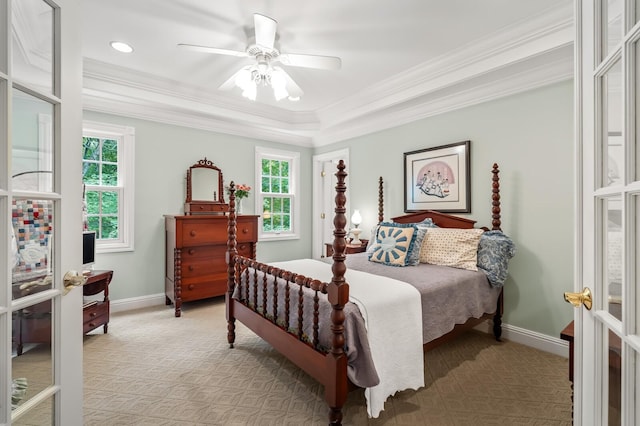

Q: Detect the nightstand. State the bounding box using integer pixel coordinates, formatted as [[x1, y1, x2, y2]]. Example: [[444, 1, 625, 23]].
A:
[[325, 240, 368, 257]]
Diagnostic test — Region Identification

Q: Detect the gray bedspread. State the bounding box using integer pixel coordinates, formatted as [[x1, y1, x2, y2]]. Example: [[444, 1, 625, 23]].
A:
[[234, 269, 380, 388], [345, 253, 502, 343]]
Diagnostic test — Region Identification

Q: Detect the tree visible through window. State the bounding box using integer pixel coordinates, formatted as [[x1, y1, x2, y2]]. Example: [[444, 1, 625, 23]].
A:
[[82, 121, 134, 252], [262, 158, 291, 233], [256, 146, 299, 240], [82, 137, 120, 239]]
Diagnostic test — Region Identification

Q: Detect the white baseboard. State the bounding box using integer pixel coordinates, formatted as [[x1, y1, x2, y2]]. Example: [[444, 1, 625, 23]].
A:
[[110, 293, 166, 313], [475, 320, 569, 358], [110, 295, 570, 358]]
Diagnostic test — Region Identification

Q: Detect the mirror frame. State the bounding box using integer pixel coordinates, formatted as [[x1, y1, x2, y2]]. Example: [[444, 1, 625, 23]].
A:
[[184, 158, 228, 215]]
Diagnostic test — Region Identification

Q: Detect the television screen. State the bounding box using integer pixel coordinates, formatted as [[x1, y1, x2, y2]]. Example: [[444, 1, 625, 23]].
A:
[[82, 231, 96, 268]]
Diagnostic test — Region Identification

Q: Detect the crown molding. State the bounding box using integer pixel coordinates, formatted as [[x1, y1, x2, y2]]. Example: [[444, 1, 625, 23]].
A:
[[82, 89, 316, 147], [313, 46, 574, 146], [316, 2, 573, 129], [82, 3, 574, 148]]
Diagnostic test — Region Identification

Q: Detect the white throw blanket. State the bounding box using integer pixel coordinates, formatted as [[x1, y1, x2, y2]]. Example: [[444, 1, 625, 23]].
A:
[[271, 259, 424, 418]]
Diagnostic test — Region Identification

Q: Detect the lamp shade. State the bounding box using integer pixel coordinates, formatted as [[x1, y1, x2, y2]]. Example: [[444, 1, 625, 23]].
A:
[[351, 210, 362, 227]]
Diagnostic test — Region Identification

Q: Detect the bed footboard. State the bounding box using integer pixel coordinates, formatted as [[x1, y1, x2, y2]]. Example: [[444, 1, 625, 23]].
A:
[[226, 161, 351, 426]]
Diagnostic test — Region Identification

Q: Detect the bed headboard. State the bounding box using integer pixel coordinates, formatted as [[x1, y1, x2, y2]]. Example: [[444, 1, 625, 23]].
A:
[[384, 163, 502, 231]]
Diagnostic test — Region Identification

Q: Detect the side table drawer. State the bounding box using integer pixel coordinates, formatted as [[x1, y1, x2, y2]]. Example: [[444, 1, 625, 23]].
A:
[[83, 302, 109, 333]]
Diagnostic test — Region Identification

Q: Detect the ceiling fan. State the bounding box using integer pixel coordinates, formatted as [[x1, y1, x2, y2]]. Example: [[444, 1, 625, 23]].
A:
[[178, 13, 342, 101]]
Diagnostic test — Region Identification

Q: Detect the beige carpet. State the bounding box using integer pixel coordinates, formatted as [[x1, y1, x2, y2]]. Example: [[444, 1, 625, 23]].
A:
[[82, 298, 572, 425]]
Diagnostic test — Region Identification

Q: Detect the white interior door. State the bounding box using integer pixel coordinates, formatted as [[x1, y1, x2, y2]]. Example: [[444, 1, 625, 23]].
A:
[[574, 0, 639, 424], [312, 149, 349, 259], [2, 0, 83, 424]]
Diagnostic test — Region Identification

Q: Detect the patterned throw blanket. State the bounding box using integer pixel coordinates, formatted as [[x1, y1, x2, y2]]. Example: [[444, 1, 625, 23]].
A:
[[270, 259, 424, 418]]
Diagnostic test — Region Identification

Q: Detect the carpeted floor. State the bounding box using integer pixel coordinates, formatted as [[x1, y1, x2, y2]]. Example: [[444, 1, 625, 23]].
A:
[[79, 298, 572, 425]]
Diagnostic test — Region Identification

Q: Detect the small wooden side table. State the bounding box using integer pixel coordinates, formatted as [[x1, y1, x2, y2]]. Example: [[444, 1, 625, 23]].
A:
[[83, 270, 113, 334], [325, 240, 368, 257]]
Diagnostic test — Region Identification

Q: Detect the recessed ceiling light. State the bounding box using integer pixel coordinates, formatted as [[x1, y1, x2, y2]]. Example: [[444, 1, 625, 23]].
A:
[[110, 41, 134, 53]]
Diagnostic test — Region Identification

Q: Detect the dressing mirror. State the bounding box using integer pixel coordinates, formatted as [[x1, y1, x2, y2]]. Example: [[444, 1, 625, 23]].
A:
[[184, 158, 228, 214]]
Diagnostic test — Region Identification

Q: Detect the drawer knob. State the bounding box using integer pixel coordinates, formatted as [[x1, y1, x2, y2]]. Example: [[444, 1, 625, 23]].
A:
[[199, 205, 204, 210], [188, 265, 194, 271], [90, 312, 97, 317], [89, 322, 96, 327], [188, 249, 195, 255], [190, 230, 196, 237], [242, 228, 249, 234], [188, 284, 195, 290]]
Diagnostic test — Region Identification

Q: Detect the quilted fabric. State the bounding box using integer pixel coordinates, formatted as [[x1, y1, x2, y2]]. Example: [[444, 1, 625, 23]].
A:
[[368, 222, 418, 267], [476, 230, 516, 287], [12, 199, 53, 276], [420, 228, 483, 271]]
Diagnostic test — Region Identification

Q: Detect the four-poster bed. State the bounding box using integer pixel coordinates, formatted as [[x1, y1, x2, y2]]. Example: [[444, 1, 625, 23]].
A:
[[226, 161, 509, 425]]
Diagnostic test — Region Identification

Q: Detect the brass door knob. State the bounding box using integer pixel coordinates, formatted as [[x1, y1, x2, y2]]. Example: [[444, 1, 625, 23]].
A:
[[564, 287, 593, 310]]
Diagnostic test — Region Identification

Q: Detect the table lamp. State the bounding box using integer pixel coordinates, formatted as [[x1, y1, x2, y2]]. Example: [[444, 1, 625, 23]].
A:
[[350, 209, 362, 245]]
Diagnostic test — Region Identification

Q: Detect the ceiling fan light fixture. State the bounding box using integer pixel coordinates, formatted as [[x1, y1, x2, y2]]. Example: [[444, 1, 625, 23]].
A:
[[241, 83, 257, 101], [234, 67, 252, 90], [271, 69, 289, 101]]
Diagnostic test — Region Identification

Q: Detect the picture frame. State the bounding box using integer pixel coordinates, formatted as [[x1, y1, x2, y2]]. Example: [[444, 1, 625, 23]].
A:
[[404, 140, 471, 213]]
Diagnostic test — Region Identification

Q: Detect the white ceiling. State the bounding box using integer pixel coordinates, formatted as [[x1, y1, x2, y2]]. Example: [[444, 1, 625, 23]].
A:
[[81, 0, 574, 147]]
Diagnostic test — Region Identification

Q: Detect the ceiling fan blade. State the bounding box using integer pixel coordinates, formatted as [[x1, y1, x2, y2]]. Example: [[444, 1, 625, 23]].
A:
[[218, 66, 253, 91], [273, 66, 304, 99], [219, 71, 241, 91], [178, 43, 248, 58], [254, 13, 277, 50], [278, 53, 342, 70]]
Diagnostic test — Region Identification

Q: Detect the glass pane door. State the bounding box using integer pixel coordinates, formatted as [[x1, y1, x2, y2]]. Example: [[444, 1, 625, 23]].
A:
[[578, 0, 640, 425], [2, 0, 84, 424]]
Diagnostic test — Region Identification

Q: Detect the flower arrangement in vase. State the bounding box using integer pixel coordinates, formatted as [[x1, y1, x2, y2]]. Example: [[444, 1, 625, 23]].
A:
[[226, 183, 251, 213]]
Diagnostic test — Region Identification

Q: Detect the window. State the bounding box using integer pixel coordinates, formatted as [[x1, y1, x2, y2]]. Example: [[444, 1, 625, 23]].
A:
[[82, 121, 135, 252], [256, 147, 300, 240]]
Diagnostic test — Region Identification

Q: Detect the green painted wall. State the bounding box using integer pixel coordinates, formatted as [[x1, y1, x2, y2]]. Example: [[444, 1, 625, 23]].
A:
[[83, 111, 313, 302], [316, 80, 575, 338], [86, 79, 574, 339]]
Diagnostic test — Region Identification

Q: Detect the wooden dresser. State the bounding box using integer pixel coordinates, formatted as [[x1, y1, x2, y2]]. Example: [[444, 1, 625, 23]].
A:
[[164, 214, 258, 317]]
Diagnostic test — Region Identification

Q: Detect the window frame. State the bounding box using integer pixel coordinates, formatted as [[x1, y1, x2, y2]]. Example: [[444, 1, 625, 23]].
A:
[[82, 121, 135, 253], [255, 146, 300, 241]]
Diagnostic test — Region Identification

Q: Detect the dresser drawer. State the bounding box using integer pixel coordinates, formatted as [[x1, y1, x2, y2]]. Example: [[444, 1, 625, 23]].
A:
[[181, 256, 226, 278], [180, 277, 227, 301], [181, 221, 227, 246], [236, 218, 258, 243]]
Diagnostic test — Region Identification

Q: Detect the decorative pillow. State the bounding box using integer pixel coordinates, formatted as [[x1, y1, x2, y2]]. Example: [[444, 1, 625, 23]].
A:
[[478, 231, 516, 287], [415, 217, 438, 230], [406, 227, 426, 266], [368, 222, 418, 267], [476, 230, 516, 287], [420, 228, 484, 271], [366, 224, 380, 254]]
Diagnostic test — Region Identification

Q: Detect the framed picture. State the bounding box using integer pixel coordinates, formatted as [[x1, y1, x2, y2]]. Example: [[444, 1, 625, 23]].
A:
[[404, 140, 470, 213]]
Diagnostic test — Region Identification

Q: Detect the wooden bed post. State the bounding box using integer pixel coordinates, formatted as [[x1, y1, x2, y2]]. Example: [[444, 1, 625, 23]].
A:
[[226, 181, 238, 348], [491, 163, 501, 231], [326, 160, 349, 425], [491, 163, 503, 340], [378, 176, 384, 224]]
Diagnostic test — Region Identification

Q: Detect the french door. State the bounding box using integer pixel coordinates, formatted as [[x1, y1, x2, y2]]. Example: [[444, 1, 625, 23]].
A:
[[575, 0, 640, 424], [1, 0, 83, 424]]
